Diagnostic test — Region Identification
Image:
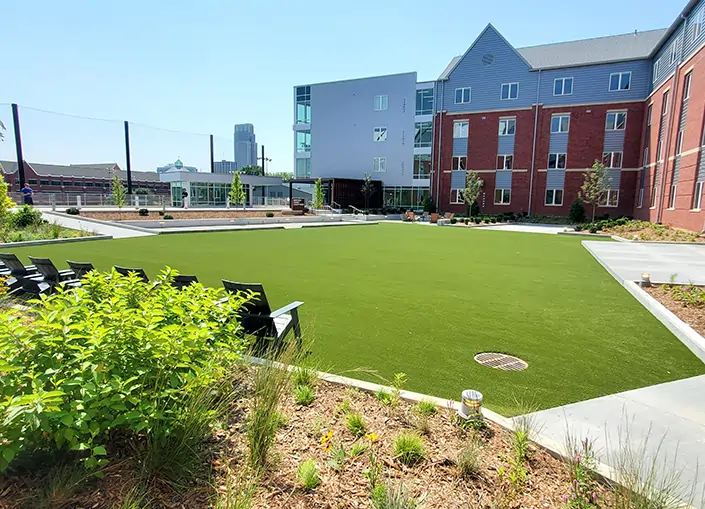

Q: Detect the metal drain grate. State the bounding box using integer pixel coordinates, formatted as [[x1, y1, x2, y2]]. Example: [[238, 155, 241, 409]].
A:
[[474, 352, 528, 371]]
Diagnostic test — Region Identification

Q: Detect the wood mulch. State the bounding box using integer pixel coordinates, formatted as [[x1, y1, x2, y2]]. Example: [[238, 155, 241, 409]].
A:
[[81, 210, 289, 221], [644, 285, 705, 337]]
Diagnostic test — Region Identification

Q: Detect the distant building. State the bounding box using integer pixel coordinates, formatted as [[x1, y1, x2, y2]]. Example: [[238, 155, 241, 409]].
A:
[[234, 124, 257, 169], [156, 159, 198, 174], [213, 160, 238, 174]]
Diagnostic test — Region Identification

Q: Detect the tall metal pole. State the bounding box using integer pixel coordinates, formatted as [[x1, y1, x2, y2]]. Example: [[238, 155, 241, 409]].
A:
[[124, 121, 133, 194], [261, 145, 265, 175], [209, 134, 215, 173], [11, 104, 25, 187]]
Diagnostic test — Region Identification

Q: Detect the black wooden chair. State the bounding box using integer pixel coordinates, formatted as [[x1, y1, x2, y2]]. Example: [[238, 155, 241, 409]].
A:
[[67, 260, 95, 279], [173, 274, 199, 290], [27, 257, 81, 292], [114, 265, 149, 282], [18, 277, 52, 297], [0, 253, 41, 291], [222, 280, 304, 351]]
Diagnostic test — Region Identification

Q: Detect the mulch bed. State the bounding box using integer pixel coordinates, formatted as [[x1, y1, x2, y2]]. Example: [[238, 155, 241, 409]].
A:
[[81, 210, 288, 221], [602, 225, 705, 243], [645, 285, 705, 336]]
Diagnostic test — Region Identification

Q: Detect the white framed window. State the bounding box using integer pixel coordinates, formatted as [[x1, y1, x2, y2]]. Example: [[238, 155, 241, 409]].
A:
[[684, 72, 692, 100], [450, 188, 465, 204], [373, 126, 387, 142], [545, 189, 563, 206], [599, 189, 619, 207], [413, 154, 431, 178], [553, 77, 574, 96], [374, 95, 388, 111], [501, 82, 519, 100], [606, 111, 627, 131], [455, 87, 471, 104], [296, 130, 311, 152], [414, 121, 433, 148], [453, 121, 469, 138], [373, 157, 386, 172], [496, 154, 514, 170], [662, 90, 670, 118], [548, 153, 567, 170], [295, 158, 311, 178], [647, 104, 653, 126], [452, 156, 467, 170], [609, 72, 631, 91], [668, 184, 677, 208], [653, 59, 661, 82], [551, 115, 570, 133], [643, 147, 649, 167], [638, 187, 644, 208], [694, 10, 703, 41], [650, 183, 658, 208], [602, 151, 623, 168], [656, 139, 663, 160], [669, 38, 678, 65], [693, 181, 704, 210], [676, 130, 684, 155], [494, 189, 511, 205], [499, 118, 516, 136]]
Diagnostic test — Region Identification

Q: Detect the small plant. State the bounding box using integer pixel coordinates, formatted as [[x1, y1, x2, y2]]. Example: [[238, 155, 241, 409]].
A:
[[473, 217, 481, 224], [350, 440, 370, 458], [569, 198, 587, 223], [482, 216, 490, 223], [490, 217, 497, 223], [346, 412, 367, 438], [414, 400, 437, 416], [363, 451, 383, 488], [450, 217, 457, 224], [65, 207, 80, 215], [563, 437, 600, 508], [393, 431, 426, 466], [272, 410, 289, 429], [499, 455, 529, 490], [297, 459, 321, 490], [138, 208, 149, 216], [158, 210, 165, 216], [11, 205, 43, 228], [294, 384, 315, 406], [376, 389, 394, 406], [411, 414, 430, 436], [327, 442, 347, 473], [293, 366, 317, 388], [336, 398, 353, 415], [111, 175, 127, 209], [372, 482, 418, 509], [49, 221, 63, 239], [458, 440, 482, 478], [163, 214, 174, 220], [265, 211, 274, 218], [454, 414, 489, 433]]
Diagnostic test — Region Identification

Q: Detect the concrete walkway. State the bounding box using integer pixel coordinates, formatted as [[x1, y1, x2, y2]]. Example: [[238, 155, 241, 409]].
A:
[[42, 212, 154, 239], [524, 375, 705, 506], [482, 223, 570, 235], [152, 220, 377, 234], [584, 240, 705, 284]]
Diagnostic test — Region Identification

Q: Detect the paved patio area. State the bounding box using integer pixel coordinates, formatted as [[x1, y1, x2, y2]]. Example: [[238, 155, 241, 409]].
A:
[[583, 241, 705, 284]]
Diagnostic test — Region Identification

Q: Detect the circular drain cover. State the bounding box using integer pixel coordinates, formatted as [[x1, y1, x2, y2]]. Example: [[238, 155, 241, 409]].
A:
[[474, 352, 528, 371]]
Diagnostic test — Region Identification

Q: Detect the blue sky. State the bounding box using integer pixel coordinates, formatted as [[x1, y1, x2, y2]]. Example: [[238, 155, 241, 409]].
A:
[[0, 0, 683, 174]]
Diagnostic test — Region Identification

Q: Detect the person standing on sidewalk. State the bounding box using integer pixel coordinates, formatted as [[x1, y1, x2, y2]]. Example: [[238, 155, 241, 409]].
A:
[[20, 183, 34, 206]]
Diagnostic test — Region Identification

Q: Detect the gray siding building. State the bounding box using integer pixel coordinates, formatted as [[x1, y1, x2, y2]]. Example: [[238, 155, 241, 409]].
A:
[[234, 124, 258, 170]]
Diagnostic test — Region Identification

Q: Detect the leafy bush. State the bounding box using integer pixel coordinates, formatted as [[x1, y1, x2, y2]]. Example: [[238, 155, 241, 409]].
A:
[[297, 459, 321, 490], [470, 201, 480, 217], [138, 208, 149, 217], [265, 212, 274, 218], [569, 199, 587, 223], [11, 205, 44, 228], [414, 401, 437, 416], [158, 210, 165, 217], [294, 384, 315, 406], [346, 412, 367, 438], [0, 268, 250, 472], [482, 217, 490, 224], [574, 224, 584, 232], [163, 214, 174, 220], [450, 217, 457, 224], [490, 217, 497, 223], [473, 217, 481, 224], [458, 440, 482, 477], [588, 225, 598, 234], [393, 432, 426, 466], [463, 218, 469, 225], [65, 207, 80, 215]]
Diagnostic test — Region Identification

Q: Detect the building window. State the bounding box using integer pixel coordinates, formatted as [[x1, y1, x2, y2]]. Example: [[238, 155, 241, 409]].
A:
[[28, 179, 37, 185], [545, 189, 563, 206], [452, 156, 466, 170], [638, 187, 644, 208], [647, 104, 653, 126], [296, 85, 311, 124], [602, 151, 623, 168], [656, 139, 663, 160], [498, 118, 516, 136], [650, 184, 658, 207], [51, 180, 61, 186], [676, 130, 684, 155], [661, 90, 670, 118], [413, 154, 431, 178], [501, 82, 519, 100], [600, 189, 619, 207], [373, 126, 388, 142], [693, 181, 704, 209], [551, 115, 570, 133], [668, 184, 677, 208], [64, 181, 73, 187], [414, 121, 433, 147], [373, 157, 386, 172], [669, 38, 678, 65], [683, 72, 692, 100], [295, 158, 311, 178], [605, 111, 627, 131], [40, 180, 50, 186], [609, 72, 631, 91], [653, 60, 661, 82], [374, 95, 388, 111], [85, 182, 94, 187], [454, 87, 471, 104], [643, 147, 649, 167], [694, 10, 704, 41], [548, 153, 567, 170], [453, 121, 469, 138], [553, 77, 573, 96], [296, 130, 311, 152], [496, 154, 514, 170], [494, 189, 511, 205], [450, 188, 465, 204], [416, 88, 434, 115]]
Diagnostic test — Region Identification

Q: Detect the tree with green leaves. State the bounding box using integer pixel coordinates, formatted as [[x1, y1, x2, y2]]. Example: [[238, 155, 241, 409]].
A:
[[313, 178, 324, 209], [461, 170, 484, 217], [579, 160, 609, 223], [239, 165, 263, 176], [229, 172, 246, 209], [111, 175, 126, 209], [268, 171, 293, 181], [361, 173, 375, 212], [0, 174, 15, 222]]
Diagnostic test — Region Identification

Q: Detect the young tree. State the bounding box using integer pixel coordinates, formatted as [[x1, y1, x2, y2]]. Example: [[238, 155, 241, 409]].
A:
[[239, 165, 263, 176], [360, 173, 375, 212], [111, 175, 126, 209], [461, 170, 484, 217], [0, 174, 15, 222], [229, 172, 246, 209], [579, 160, 610, 222], [313, 178, 324, 209]]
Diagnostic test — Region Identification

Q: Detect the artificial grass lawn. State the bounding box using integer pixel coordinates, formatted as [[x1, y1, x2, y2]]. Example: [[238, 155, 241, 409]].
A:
[[9, 224, 704, 416]]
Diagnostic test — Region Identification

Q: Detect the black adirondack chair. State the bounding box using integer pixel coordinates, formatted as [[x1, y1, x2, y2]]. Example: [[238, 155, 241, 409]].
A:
[[0, 253, 41, 291], [67, 260, 95, 279], [173, 274, 199, 290], [114, 265, 149, 282], [222, 280, 304, 351], [27, 257, 81, 292]]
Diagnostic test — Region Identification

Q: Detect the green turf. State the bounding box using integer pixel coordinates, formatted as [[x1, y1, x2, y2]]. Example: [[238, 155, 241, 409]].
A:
[[7, 224, 704, 416]]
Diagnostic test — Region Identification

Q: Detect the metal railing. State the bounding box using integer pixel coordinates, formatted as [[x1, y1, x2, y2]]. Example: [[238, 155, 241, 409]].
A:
[[11, 192, 171, 208]]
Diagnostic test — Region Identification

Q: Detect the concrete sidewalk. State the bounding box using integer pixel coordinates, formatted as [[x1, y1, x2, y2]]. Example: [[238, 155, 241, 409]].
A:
[[42, 212, 154, 239]]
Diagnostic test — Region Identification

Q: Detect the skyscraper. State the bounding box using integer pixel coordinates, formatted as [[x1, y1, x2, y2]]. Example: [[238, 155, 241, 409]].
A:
[[233, 124, 257, 170]]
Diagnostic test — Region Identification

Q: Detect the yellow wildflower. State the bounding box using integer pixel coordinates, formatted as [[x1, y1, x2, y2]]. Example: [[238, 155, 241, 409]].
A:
[[365, 432, 378, 442], [320, 430, 334, 450]]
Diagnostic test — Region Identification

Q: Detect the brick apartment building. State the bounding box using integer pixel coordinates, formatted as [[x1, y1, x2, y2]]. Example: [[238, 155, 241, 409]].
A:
[[295, 0, 705, 231]]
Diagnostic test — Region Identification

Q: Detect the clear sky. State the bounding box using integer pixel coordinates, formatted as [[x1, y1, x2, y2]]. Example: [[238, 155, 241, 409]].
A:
[[0, 0, 684, 174]]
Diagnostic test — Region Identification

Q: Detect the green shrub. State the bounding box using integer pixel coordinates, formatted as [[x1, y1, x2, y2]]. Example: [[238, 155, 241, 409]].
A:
[[265, 212, 274, 218], [11, 205, 44, 228], [470, 201, 481, 217], [393, 432, 426, 466], [163, 214, 174, 220], [588, 225, 598, 234], [158, 210, 165, 217], [0, 268, 250, 472], [463, 218, 469, 225], [473, 217, 481, 224], [138, 208, 149, 217], [450, 217, 457, 224], [482, 217, 490, 223], [574, 224, 584, 232], [297, 459, 320, 490], [294, 384, 315, 406], [569, 198, 586, 223], [490, 217, 497, 223], [414, 401, 437, 416], [65, 207, 80, 215], [346, 412, 367, 438]]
